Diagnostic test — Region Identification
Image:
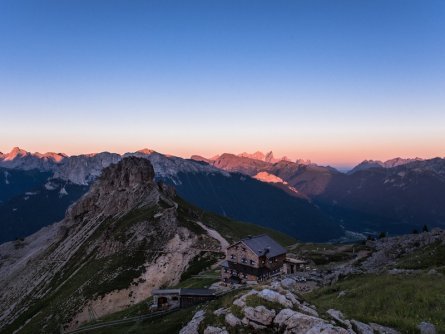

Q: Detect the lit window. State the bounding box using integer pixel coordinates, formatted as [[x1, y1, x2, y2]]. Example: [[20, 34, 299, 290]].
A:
[[250, 260, 255, 265], [242, 258, 247, 263], [230, 254, 235, 260]]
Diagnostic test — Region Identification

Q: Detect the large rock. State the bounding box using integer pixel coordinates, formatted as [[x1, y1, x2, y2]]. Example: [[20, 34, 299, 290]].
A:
[[274, 308, 350, 334], [179, 310, 205, 334], [285, 292, 299, 305], [214, 308, 228, 317], [297, 303, 319, 317], [224, 313, 241, 327], [417, 322, 436, 334], [281, 278, 297, 289], [351, 320, 373, 334], [203, 326, 229, 334], [243, 305, 276, 326], [327, 309, 350, 327], [369, 323, 401, 334], [258, 289, 293, 308]]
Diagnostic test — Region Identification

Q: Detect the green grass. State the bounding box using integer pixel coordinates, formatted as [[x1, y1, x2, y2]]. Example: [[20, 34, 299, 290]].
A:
[[245, 294, 284, 311], [179, 252, 222, 281], [306, 273, 445, 333], [200, 211, 296, 246], [173, 195, 297, 246], [396, 241, 445, 270], [287, 243, 372, 266], [173, 268, 220, 289]]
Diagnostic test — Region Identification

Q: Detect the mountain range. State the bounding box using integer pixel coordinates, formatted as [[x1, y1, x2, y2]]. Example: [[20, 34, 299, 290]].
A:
[[1, 147, 445, 244]]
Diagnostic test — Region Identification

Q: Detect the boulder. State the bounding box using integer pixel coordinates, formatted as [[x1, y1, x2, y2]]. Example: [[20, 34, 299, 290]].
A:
[[258, 289, 293, 308], [351, 320, 373, 334], [274, 308, 350, 334], [243, 305, 276, 326], [417, 322, 436, 334], [327, 309, 349, 326], [297, 303, 319, 317], [203, 326, 229, 334], [224, 313, 241, 327], [281, 278, 297, 289], [213, 308, 228, 317], [285, 292, 300, 305], [179, 310, 205, 334], [233, 289, 258, 308], [369, 322, 401, 334]]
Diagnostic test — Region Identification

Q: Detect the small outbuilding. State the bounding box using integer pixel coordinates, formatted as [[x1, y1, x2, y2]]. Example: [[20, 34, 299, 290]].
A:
[[152, 288, 216, 310], [283, 257, 309, 274]]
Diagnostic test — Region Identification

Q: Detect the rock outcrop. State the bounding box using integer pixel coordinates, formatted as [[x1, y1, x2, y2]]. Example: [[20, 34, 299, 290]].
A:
[[181, 277, 400, 334]]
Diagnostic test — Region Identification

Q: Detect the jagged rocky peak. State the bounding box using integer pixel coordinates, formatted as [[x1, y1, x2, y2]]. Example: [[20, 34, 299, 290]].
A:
[[66, 157, 160, 220], [98, 156, 155, 188]]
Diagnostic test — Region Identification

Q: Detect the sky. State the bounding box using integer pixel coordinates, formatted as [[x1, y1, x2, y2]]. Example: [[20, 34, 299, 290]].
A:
[[0, 0, 444, 168]]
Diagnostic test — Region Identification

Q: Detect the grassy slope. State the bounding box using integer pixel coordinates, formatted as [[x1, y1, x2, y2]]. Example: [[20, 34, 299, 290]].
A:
[[306, 273, 445, 333], [306, 241, 445, 333], [200, 211, 296, 246]]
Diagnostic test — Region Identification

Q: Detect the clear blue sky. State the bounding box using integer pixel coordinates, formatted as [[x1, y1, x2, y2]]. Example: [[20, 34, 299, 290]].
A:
[[0, 0, 444, 167]]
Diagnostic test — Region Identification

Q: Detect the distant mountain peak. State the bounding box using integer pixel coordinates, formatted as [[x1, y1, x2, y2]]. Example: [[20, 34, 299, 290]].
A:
[[237, 150, 291, 163], [135, 148, 156, 155], [5, 147, 29, 160], [349, 157, 426, 174]]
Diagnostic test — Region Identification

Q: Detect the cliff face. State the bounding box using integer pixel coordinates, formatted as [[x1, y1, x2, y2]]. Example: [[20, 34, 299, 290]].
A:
[[0, 157, 220, 333]]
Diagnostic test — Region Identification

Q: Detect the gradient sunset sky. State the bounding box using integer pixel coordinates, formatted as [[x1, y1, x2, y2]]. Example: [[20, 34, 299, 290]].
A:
[[1, 0, 444, 168]]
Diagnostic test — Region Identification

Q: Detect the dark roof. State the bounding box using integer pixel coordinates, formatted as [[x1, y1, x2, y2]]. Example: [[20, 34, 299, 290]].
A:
[[179, 288, 216, 296], [152, 288, 215, 296], [152, 289, 180, 295], [240, 234, 287, 258]]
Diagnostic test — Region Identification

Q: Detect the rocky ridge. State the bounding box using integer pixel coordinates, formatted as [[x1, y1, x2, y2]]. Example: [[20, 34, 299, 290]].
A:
[[0, 147, 224, 185], [0, 157, 222, 333]]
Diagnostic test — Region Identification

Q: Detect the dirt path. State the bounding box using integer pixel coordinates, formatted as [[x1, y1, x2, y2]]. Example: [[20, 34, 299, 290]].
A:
[[196, 222, 230, 251]]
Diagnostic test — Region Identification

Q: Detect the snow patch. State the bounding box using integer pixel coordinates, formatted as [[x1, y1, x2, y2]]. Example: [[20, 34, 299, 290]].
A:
[[44, 182, 58, 191], [59, 187, 68, 197], [4, 171, 10, 184]]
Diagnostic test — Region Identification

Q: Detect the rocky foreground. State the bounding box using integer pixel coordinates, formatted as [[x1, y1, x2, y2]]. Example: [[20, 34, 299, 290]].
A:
[[180, 277, 401, 334], [180, 229, 445, 334]]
